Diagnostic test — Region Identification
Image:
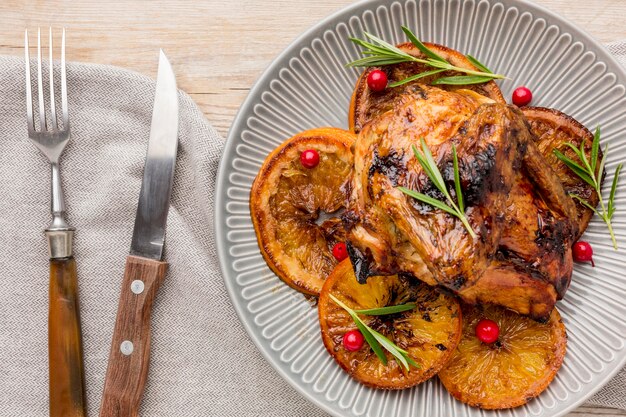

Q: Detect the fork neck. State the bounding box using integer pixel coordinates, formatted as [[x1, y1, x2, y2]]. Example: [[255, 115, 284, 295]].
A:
[[49, 162, 70, 229], [46, 162, 74, 259]]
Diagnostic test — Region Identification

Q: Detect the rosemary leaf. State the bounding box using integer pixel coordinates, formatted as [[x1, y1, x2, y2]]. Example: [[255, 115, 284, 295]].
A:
[[570, 194, 599, 215], [432, 75, 495, 85], [347, 28, 506, 84], [556, 128, 622, 250], [578, 141, 596, 186], [563, 142, 585, 162], [357, 46, 403, 59], [453, 145, 464, 213], [591, 127, 600, 173], [553, 150, 596, 187], [401, 26, 446, 62], [389, 68, 446, 88], [355, 303, 417, 315], [353, 42, 397, 56], [348, 37, 384, 52], [412, 145, 446, 194], [598, 145, 609, 184], [609, 163, 623, 218], [420, 59, 451, 71], [330, 294, 388, 365], [418, 139, 450, 200], [368, 327, 410, 371], [349, 36, 400, 56], [329, 294, 420, 370], [466, 54, 492, 73], [394, 346, 419, 369], [346, 37, 415, 67], [347, 56, 410, 67], [397, 187, 458, 216], [363, 32, 414, 59], [351, 312, 388, 365], [404, 354, 420, 369], [399, 139, 476, 238]]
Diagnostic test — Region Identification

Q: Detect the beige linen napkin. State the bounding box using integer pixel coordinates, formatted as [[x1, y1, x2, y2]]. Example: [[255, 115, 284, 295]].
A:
[[0, 41, 625, 416], [0, 56, 322, 416]]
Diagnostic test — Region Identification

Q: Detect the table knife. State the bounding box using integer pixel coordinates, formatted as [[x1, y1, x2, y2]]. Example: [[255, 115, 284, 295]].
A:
[[98, 50, 179, 417]]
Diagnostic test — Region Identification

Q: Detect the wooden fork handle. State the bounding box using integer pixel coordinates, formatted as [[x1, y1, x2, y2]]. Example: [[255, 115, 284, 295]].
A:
[[49, 256, 87, 417], [99, 255, 167, 417]]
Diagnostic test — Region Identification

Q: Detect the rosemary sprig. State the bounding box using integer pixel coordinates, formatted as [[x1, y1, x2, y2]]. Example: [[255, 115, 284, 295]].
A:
[[348, 26, 505, 87], [388, 68, 445, 88], [553, 127, 622, 250], [329, 294, 419, 371], [398, 138, 476, 238], [354, 303, 416, 315]]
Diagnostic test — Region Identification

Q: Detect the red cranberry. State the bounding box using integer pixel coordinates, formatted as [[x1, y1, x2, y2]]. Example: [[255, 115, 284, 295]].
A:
[[343, 329, 364, 351], [475, 318, 499, 344], [300, 149, 319, 169], [512, 86, 533, 106], [573, 241, 594, 267], [367, 69, 388, 92], [332, 242, 348, 261]]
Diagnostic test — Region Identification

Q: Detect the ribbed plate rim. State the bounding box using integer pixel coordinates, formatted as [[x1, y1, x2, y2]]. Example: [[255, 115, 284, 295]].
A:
[[215, 1, 626, 416]]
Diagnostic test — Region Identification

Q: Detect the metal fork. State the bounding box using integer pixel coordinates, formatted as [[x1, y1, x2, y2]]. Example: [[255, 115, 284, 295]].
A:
[[25, 28, 86, 417]]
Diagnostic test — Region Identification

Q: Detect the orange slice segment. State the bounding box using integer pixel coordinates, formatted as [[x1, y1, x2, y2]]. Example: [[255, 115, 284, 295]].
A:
[[438, 304, 567, 409], [318, 259, 462, 389], [250, 127, 356, 295]]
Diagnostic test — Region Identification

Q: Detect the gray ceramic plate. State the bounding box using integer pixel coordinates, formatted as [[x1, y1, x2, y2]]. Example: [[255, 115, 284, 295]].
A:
[[215, 1, 626, 416]]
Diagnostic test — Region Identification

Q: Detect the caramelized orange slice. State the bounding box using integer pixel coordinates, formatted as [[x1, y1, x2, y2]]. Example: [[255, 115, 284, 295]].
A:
[[524, 107, 601, 239], [318, 259, 462, 389], [438, 304, 567, 409], [250, 128, 355, 295]]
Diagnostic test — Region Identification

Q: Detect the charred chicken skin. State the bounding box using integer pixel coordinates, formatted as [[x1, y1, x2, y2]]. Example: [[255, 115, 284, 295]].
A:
[[344, 85, 579, 321]]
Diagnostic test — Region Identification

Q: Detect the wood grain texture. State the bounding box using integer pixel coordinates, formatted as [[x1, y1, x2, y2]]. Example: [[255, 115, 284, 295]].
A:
[[0, 0, 624, 139], [49, 257, 86, 417], [99, 255, 167, 417], [1, 1, 625, 416]]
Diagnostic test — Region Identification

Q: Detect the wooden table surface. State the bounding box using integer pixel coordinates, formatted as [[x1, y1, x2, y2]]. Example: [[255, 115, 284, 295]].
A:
[[1, 0, 625, 416]]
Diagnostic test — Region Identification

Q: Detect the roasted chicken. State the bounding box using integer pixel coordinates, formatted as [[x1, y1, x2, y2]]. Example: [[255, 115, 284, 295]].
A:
[[344, 84, 582, 321]]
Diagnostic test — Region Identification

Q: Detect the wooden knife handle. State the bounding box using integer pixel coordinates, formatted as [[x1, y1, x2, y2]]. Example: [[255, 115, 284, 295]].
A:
[[49, 257, 87, 417], [99, 255, 167, 417]]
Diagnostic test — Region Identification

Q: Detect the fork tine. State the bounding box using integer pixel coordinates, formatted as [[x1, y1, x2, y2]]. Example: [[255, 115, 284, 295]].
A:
[[24, 29, 34, 133], [49, 28, 58, 131], [36, 28, 46, 132], [61, 28, 69, 130]]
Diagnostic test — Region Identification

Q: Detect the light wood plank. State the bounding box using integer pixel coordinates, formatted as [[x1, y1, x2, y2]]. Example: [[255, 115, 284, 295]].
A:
[[0, 1, 624, 415], [0, 0, 624, 139]]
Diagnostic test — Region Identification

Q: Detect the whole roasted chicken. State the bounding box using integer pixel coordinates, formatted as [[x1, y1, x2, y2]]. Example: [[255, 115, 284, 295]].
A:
[[344, 84, 580, 321]]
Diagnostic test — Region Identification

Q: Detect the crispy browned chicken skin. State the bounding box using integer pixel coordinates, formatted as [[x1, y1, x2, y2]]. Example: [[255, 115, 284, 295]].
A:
[[344, 85, 578, 321]]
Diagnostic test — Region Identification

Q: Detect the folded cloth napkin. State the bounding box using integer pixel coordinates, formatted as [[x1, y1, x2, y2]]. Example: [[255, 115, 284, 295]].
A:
[[0, 41, 625, 416], [0, 56, 322, 416]]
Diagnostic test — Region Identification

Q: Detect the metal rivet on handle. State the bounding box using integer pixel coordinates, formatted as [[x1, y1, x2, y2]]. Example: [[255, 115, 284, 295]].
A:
[[131, 280, 144, 294], [120, 340, 134, 355]]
